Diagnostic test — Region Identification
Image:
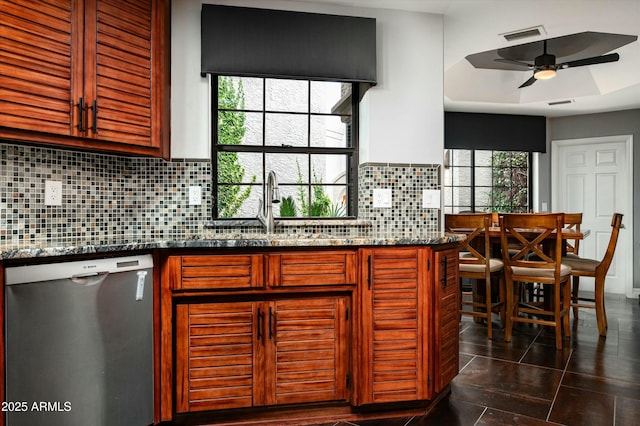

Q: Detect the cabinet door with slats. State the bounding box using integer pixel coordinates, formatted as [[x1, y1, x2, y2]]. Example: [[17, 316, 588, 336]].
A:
[[358, 247, 430, 404], [433, 248, 459, 393], [88, 0, 154, 147], [0, 0, 74, 135], [175, 302, 262, 412], [268, 297, 349, 405]]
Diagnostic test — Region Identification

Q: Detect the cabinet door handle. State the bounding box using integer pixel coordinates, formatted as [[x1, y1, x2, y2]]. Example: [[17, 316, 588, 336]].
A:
[[76, 97, 86, 132], [440, 256, 448, 287], [257, 307, 263, 341], [89, 99, 98, 134], [367, 254, 372, 290], [269, 307, 275, 340]]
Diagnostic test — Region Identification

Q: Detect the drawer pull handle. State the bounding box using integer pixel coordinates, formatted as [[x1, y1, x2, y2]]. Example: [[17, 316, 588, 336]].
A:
[[77, 97, 86, 132], [440, 256, 448, 287], [269, 307, 274, 340], [367, 254, 372, 290]]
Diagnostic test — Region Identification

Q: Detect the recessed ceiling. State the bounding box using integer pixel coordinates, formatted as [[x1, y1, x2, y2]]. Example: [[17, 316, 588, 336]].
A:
[[289, 0, 640, 117]]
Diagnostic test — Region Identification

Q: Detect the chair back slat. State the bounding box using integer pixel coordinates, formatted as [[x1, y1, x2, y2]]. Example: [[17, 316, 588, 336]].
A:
[[499, 213, 565, 283], [599, 213, 624, 273], [445, 213, 491, 267]]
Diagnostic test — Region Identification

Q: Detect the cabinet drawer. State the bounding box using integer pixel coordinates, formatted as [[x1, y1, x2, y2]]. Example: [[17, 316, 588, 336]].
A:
[[176, 255, 264, 290], [267, 250, 356, 287]]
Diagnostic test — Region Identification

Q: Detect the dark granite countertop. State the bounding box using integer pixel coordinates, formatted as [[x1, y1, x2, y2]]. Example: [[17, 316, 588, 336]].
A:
[[0, 233, 463, 260]]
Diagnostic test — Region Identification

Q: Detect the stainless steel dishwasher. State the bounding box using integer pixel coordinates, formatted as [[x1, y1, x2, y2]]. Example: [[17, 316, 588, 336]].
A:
[[4, 254, 154, 426]]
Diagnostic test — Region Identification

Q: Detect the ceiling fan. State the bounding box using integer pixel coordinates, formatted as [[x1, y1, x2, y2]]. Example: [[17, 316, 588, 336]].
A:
[[496, 40, 620, 88], [465, 31, 638, 89]]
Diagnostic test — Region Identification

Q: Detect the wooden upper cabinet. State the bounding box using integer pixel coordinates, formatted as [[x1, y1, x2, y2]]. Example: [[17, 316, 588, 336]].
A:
[[0, 0, 74, 136], [356, 247, 431, 405], [0, 0, 169, 157]]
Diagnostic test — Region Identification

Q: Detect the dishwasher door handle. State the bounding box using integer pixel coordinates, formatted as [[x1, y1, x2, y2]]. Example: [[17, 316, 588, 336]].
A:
[[70, 271, 110, 286]]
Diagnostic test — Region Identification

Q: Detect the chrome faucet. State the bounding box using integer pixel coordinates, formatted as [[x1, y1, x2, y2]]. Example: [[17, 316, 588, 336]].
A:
[[257, 171, 280, 233]]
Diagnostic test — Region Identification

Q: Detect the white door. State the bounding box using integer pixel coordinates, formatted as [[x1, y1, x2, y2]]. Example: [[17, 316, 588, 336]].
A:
[[552, 135, 633, 296]]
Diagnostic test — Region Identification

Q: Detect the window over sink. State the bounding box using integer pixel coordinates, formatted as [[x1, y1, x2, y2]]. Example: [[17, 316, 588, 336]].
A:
[[212, 76, 359, 219]]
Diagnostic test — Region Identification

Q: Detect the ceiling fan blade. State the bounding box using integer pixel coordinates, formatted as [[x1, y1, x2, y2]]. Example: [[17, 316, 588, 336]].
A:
[[494, 58, 533, 68], [518, 75, 537, 89], [562, 53, 620, 68]]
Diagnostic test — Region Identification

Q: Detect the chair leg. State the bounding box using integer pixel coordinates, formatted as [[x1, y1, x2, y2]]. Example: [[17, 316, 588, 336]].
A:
[[504, 279, 514, 343], [498, 275, 506, 326], [571, 276, 580, 318], [562, 278, 571, 338], [594, 276, 607, 337], [554, 283, 562, 350], [485, 276, 493, 340]]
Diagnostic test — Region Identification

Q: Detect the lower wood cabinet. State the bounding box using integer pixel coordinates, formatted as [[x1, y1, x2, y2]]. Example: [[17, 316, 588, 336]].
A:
[[175, 296, 350, 413], [433, 248, 460, 393], [163, 245, 460, 422], [356, 247, 431, 404]]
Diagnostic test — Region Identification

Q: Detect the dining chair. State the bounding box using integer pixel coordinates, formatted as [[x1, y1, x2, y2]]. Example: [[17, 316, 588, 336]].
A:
[[445, 213, 505, 339], [530, 212, 583, 303], [499, 213, 572, 350], [561, 213, 623, 336]]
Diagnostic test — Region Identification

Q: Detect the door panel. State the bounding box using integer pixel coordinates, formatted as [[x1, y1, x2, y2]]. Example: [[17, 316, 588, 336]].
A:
[[0, 0, 74, 135], [270, 297, 349, 406], [553, 138, 630, 294]]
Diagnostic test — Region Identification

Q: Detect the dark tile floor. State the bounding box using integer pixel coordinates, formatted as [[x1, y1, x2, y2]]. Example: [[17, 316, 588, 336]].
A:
[[315, 292, 640, 426]]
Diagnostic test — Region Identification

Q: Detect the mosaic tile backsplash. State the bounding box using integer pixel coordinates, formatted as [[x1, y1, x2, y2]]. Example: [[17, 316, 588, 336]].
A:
[[0, 143, 441, 250], [358, 162, 441, 237]]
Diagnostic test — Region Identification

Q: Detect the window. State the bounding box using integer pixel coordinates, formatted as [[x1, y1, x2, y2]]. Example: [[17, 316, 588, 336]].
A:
[[213, 76, 358, 219], [443, 149, 531, 213]]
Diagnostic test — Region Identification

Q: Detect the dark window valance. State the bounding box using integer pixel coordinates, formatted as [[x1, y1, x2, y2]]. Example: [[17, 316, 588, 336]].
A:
[[201, 4, 377, 87], [445, 112, 547, 153]]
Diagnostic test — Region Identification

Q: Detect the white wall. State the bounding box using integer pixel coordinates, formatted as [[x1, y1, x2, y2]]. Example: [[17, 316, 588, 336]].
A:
[[171, 0, 444, 165]]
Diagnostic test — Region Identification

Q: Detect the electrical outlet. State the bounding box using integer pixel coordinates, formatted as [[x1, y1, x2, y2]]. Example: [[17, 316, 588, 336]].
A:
[[45, 180, 62, 206], [189, 185, 202, 206], [372, 188, 392, 208], [422, 189, 441, 209]]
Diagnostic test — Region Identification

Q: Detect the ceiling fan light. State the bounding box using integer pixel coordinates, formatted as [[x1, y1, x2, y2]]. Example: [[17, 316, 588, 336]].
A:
[[534, 69, 556, 80]]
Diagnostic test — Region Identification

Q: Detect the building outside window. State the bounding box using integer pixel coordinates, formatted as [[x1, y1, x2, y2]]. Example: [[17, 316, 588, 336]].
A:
[[212, 76, 358, 219], [443, 149, 531, 213]]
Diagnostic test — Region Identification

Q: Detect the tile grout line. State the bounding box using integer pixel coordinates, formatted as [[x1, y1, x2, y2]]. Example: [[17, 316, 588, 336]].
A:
[[518, 328, 544, 364], [472, 407, 489, 426], [545, 347, 574, 422]]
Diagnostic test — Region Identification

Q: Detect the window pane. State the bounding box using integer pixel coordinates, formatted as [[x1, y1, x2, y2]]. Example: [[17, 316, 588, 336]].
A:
[[311, 154, 347, 186], [217, 184, 262, 218], [218, 111, 263, 146], [265, 112, 307, 147], [225, 76, 263, 110], [474, 187, 492, 209], [310, 81, 348, 114], [275, 185, 301, 218], [265, 153, 308, 184], [453, 187, 471, 208], [310, 115, 349, 148], [217, 152, 261, 184], [451, 166, 471, 186], [452, 149, 471, 166], [265, 78, 308, 112], [475, 166, 492, 186], [475, 150, 492, 166]]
